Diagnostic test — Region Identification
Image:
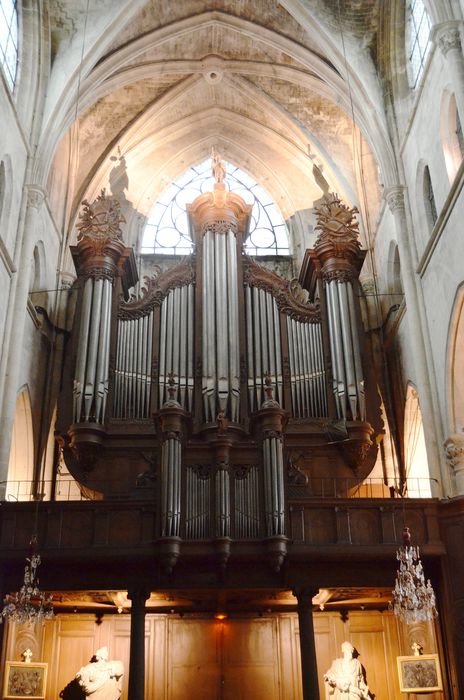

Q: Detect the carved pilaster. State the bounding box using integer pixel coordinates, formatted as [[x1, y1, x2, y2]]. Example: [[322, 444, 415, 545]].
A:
[[312, 193, 365, 282], [445, 434, 464, 495]]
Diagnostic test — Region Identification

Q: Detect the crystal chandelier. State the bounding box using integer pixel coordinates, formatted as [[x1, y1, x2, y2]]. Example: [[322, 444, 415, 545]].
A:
[[390, 526, 438, 624], [1, 537, 54, 625]]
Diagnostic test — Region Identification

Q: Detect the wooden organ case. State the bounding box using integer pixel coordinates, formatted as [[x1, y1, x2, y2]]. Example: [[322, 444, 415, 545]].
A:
[[56, 182, 381, 575]]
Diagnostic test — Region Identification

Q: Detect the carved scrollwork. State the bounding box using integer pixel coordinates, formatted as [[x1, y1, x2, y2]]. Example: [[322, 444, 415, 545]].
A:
[[314, 193, 361, 258], [202, 219, 237, 236], [119, 257, 195, 318], [190, 464, 213, 480], [322, 269, 356, 283], [77, 189, 125, 244], [314, 193, 360, 239], [243, 256, 320, 322], [232, 464, 253, 480], [82, 267, 116, 282]]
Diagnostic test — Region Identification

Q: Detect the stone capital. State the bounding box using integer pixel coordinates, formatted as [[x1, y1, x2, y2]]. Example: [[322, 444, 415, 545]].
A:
[[26, 185, 46, 210], [433, 22, 462, 56], [444, 434, 464, 469], [384, 186, 406, 214]]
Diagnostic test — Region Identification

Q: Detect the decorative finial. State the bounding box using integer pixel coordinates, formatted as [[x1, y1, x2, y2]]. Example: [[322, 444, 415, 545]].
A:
[[402, 526, 411, 547], [211, 147, 226, 184], [216, 411, 229, 433], [264, 372, 274, 401], [167, 372, 176, 400]]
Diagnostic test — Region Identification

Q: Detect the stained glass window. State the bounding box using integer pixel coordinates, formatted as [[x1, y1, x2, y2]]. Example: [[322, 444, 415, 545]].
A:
[[0, 0, 18, 91], [406, 0, 431, 89], [141, 160, 289, 256]]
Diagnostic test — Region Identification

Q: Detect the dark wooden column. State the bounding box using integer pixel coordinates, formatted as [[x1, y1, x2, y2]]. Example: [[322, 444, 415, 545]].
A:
[[293, 588, 320, 700], [127, 588, 150, 700]]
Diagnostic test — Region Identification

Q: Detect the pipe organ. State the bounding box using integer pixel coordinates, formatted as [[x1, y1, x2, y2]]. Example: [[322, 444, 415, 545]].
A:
[[59, 176, 379, 572]]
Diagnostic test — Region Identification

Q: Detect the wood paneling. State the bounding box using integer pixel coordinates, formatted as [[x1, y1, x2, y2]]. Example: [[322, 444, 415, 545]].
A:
[[1, 610, 444, 700]]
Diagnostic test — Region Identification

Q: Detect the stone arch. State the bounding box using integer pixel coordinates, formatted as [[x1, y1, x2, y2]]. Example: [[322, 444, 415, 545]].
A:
[[440, 90, 464, 183], [6, 385, 34, 500]]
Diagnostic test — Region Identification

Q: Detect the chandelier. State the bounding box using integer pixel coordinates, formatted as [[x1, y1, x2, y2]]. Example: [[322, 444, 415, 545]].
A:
[[1, 537, 54, 625], [390, 526, 438, 624]]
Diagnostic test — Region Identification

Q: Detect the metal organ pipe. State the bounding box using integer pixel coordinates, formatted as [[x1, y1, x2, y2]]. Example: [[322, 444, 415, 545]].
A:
[[202, 227, 240, 422], [246, 286, 282, 411], [325, 279, 365, 420], [113, 308, 154, 420], [73, 277, 93, 422]]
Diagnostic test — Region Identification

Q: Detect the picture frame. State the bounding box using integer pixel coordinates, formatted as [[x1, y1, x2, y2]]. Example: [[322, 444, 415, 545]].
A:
[[397, 654, 443, 693], [2, 661, 48, 699]]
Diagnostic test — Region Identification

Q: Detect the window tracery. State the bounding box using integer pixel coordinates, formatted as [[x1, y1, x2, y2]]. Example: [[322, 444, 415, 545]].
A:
[[0, 0, 18, 91], [141, 159, 289, 256], [406, 0, 431, 88]]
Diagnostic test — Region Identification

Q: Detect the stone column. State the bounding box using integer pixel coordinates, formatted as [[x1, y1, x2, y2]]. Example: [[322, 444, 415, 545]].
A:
[[293, 588, 320, 700], [127, 588, 150, 700], [385, 187, 448, 496], [444, 434, 464, 495], [0, 186, 45, 494], [434, 22, 464, 125]]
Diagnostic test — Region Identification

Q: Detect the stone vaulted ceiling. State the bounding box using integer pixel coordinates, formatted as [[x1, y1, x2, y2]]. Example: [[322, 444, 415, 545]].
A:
[[44, 0, 389, 247]]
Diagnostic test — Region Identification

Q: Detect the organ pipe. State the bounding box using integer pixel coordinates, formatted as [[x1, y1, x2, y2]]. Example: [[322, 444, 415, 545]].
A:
[[202, 227, 240, 422]]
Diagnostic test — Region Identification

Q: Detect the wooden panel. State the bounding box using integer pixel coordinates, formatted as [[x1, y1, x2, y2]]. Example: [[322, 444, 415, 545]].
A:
[[222, 618, 280, 700], [348, 612, 400, 700], [167, 619, 220, 700], [349, 509, 381, 544], [1, 609, 445, 700], [43, 616, 100, 699]]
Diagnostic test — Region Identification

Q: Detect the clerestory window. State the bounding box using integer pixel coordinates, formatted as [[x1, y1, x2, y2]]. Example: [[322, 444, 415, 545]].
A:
[[406, 0, 431, 89], [0, 0, 18, 91], [141, 159, 289, 257]]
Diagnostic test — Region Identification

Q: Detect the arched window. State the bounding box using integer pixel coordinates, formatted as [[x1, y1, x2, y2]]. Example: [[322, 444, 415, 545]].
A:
[[404, 385, 431, 497], [141, 160, 289, 256], [0, 0, 18, 91], [423, 165, 437, 229], [6, 387, 34, 500], [441, 93, 464, 182], [406, 0, 431, 88]]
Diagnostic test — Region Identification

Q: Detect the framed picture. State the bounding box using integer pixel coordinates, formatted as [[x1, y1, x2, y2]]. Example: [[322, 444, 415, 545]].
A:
[[2, 661, 48, 699], [397, 654, 443, 693]]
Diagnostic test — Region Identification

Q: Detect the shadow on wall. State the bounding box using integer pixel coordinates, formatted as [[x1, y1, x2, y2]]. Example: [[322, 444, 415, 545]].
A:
[[60, 678, 86, 699]]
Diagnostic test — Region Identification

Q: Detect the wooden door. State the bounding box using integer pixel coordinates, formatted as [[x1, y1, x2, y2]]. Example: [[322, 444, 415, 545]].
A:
[[166, 617, 281, 700]]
